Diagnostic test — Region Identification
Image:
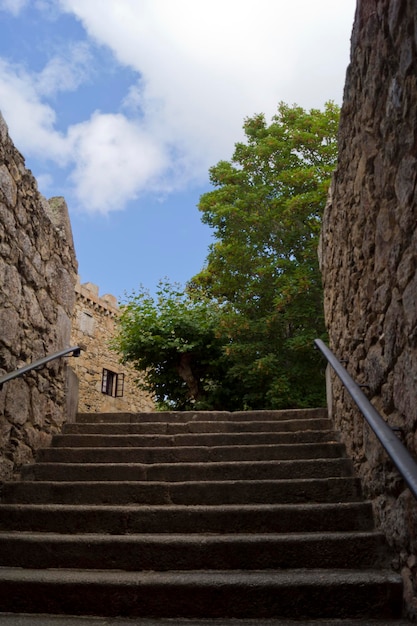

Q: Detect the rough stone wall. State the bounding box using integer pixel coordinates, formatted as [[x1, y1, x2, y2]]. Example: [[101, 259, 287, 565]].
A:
[[320, 0, 417, 616], [70, 278, 154, 413], [0, 114, 78, 481]]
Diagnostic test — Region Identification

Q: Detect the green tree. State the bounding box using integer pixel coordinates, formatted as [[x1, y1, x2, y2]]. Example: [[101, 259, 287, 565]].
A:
[[189, 101, 339, 408], [113, 280, 230, 410], [113, 102, 339, 411]]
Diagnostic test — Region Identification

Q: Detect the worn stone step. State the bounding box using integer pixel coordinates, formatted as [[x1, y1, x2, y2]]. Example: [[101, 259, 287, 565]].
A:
[[0, 477, 362, 505], [0, 616, 410, 626], [21, 458, 353, 482], [61, 427, 336, 446], [0, 531, 391, 570], [0, 567, 402, 619], [76, 408, 328, 424], [41, 443, 346, 465], [0, 502, 376, 534], [65, 420, 334, 435]]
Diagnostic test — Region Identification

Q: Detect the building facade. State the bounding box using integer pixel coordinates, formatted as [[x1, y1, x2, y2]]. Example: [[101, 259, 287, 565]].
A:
[[70, 278, 154, 414]]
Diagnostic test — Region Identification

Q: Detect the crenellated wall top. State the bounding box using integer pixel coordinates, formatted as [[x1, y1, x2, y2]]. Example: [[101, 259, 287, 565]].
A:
[[75, 277, 118, 317]]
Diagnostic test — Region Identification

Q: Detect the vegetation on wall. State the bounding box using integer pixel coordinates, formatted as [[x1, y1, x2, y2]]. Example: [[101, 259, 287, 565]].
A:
[[114, 102, 340, 410]]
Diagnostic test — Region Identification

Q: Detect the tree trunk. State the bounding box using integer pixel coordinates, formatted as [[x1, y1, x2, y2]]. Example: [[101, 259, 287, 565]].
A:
[[176, 353, 201, 402]]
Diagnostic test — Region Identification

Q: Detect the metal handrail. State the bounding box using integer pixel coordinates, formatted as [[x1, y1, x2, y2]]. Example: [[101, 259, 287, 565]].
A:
[[314, 338, 417, 500], [0, 346, 81, 390]]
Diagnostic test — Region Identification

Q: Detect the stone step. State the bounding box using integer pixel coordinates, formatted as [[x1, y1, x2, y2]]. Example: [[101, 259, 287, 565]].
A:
[[40, 443, 346, 464], [0, 567, 402, 619], [61, 427, 336, 444], [0, 531, 391, 571], [0, 616, 410, 626], [64, 420, 333, 434], [21, 458, 353, 482], [75, 408, 329, 424], [0, 477, 363, 505], [0, 408, 403, 622], [0, 502, 376, 534]]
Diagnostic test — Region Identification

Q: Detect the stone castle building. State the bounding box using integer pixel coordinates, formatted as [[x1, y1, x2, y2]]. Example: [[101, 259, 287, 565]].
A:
[[71, 277, 153, 414]]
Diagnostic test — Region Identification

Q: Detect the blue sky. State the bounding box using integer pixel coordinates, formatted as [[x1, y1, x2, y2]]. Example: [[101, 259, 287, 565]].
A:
[[0, 0, 356, 301]]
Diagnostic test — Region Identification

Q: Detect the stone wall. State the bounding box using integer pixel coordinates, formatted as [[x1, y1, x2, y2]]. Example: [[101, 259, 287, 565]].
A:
[[70, 278, 154, 413], [0, 114, 78, 481], [320, 0, 417, 616]]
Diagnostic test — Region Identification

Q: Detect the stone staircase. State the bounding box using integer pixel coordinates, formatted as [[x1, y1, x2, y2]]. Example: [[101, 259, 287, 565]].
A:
[[0, 408, 406, 623]]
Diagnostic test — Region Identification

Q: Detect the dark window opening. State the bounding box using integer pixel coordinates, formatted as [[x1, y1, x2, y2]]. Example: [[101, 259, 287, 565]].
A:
[[101, 369, 124, 397]]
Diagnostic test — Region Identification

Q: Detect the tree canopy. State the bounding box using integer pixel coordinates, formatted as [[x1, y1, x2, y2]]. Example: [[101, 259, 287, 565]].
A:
[[114, 102, 340, 410], [189, 101, 339, 408], [113, 281, 230, 410]]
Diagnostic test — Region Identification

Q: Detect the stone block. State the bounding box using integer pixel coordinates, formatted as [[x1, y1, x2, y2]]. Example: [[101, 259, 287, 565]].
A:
[[0, 164, 17, 207]]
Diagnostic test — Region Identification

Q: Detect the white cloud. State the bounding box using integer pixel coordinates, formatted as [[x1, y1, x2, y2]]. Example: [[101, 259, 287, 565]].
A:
[[67, 112, 168, 213], [0, 54, 168, 213], [0, 0, 27, 15], [59, 0, 356, 172], [0, 60, 70, 162], [0, 0, 356, 214], [35, 42, 92, 97], [35, 172, 54, 191], [0, 41, 91, 164]]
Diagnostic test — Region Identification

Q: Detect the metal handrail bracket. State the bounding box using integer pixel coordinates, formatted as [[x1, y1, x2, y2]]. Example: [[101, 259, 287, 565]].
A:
[[0, 346, 81, 390], [314, 338, 417, 500]]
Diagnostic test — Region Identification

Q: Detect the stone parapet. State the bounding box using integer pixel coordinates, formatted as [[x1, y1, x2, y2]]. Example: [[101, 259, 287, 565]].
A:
[[75, 278, 118, 313]]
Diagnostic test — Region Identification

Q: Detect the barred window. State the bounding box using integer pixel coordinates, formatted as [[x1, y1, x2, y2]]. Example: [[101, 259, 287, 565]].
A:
[[101, 369, 124, 397]]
